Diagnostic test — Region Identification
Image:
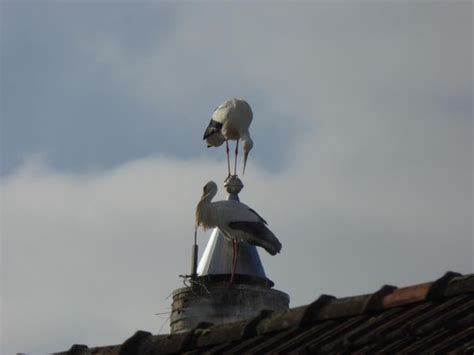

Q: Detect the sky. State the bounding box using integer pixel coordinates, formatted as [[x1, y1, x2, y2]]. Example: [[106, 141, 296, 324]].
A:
[[1, 1, 472, 353]]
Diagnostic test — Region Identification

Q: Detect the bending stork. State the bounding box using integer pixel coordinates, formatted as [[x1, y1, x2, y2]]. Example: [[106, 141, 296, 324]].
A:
[[203, 98, 253, 178]]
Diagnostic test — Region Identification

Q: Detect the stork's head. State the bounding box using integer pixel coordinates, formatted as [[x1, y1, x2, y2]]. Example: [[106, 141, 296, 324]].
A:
[[242, 136, 253, 175], [206, 132, 225, 148], [197, 181, 218, 228], [202, 181, 218, 196]]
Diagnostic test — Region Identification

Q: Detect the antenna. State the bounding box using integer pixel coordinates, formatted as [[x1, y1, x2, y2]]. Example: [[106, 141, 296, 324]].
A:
[[191, 228, 198, 282]]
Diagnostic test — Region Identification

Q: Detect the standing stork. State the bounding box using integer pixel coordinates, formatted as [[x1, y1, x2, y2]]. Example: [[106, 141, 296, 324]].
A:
[[203, 98, 253, 178], [195, 181, 281, 285]]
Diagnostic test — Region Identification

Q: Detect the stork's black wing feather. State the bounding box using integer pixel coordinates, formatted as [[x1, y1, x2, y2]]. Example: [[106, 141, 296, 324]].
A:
[[228, 221, 281, 255], [229, 221, 267, 237], [203, 119, 223, 140], [248, 208, 267, 224]]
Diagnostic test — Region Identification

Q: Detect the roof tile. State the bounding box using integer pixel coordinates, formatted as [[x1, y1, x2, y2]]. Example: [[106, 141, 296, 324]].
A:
[[363, 284, 398, 313], [426, 271, 463, 301], [319, 295, 370, 319], [444, 274, 474, 297], [254, 306, 306, 334], [57, 271, 474, 355], [382, 282, 432, 308]]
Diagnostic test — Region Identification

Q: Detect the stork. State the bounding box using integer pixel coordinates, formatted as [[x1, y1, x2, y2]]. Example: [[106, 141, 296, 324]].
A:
[[195, 181, 281, 285], [203, 98, 253, 178]]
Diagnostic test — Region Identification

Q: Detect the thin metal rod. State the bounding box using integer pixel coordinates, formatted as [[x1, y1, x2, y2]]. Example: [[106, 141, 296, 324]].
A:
[[191, 228, 198, 281]]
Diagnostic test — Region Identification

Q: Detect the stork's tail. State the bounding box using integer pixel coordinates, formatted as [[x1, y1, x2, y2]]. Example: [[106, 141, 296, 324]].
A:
[[258, 227, 282, 255], [228, 221, 282, 255]]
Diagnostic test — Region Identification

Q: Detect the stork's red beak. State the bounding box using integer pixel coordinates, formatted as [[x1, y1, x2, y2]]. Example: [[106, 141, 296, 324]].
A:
[[243, 151, 249, 176]]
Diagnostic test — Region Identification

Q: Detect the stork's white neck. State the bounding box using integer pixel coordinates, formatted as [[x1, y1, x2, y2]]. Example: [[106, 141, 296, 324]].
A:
[[240, 131, 253, 152], [196, 190, 217, 230]]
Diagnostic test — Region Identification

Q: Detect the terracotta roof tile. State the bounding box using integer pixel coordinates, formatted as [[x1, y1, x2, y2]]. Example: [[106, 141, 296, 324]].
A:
[[56, 271, 474, 355]]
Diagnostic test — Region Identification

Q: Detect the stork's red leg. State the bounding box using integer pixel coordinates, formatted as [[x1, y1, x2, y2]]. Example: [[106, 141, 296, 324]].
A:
[[225, 140, 231, 178], [230, 240, 237, 286], [234, 140, 239, 176]]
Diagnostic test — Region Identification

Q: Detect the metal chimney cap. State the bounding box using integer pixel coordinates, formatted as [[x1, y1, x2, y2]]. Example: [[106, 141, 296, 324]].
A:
[[224, 176, 244, 195]]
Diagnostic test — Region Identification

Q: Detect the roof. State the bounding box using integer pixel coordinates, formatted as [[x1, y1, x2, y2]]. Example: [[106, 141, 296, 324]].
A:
[[58, 271, 474, 354]]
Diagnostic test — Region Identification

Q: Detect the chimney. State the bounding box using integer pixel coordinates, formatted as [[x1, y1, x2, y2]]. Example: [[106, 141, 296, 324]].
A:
[[170, 176, 289, 333]]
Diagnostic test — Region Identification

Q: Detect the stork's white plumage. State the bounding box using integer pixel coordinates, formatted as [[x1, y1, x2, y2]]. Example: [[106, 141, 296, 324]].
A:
[[203, 98, 253, 177], [195, 181, 281, 285]]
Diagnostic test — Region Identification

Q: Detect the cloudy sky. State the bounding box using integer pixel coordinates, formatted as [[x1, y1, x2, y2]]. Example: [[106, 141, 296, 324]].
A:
[[1, 1, 472, 353]]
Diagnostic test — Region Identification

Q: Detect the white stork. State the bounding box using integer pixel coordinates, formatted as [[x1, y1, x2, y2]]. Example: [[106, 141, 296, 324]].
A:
[[203, 98, 253, 178], [195, 181, 281, 285]]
